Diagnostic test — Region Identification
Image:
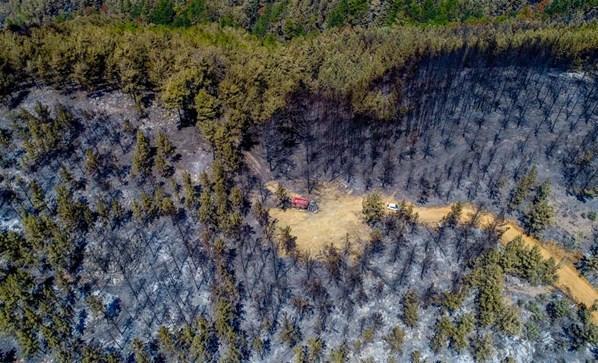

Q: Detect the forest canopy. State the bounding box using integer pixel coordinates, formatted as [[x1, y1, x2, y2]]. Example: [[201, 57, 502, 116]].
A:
[[0, 16, 597, 125], [1, 0, 597, 35]]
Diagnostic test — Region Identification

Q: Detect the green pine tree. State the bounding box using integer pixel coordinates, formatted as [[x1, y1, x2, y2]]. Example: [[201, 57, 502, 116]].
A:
[[131, 130, 152, 177]]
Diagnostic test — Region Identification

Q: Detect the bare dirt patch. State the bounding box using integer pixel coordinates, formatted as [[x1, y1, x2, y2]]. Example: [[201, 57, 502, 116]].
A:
[[268, 182, 371, 254], [269, 183, 598, 323]]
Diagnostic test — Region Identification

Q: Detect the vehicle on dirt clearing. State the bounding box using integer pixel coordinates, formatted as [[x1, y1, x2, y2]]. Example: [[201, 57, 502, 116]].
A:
[[387, 203, 401, 211], [292, 196, 319, 213]]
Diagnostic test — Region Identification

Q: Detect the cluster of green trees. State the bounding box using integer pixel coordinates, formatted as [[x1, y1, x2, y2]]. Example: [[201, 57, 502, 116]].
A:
[[500, 236, 558, 285], [11, 102, 77, 167], [544, 0, 598, 17], [466, 237, 557, 330], [388, 0, 597, 25], [2, 0, 596, 37], [402, 289, 419, 328], [523, 181, 555, 237], [362, 193, 419, 227], [0, 18, 596, 198], [426, 233, 559, 358], [0, 5, 596, 362], [509, 166, 556, 237], [509, 166, 538, 210], [0, 176, 97, 359], [1, 17, 597, 123], [131, 130, 153, 177], [131, 129, 176, 178], [131, 187, 177, 222], [459, 258, 515, 338], [430, 313, 475, 353], [198, 161, 245, 237], [362, 192, 385, 224]]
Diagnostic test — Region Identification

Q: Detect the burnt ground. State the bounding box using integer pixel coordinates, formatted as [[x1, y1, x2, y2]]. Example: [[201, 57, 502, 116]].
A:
[[258, 64, 597, 251], [0, 87, 214, 354], [0, 63, 596, 362]]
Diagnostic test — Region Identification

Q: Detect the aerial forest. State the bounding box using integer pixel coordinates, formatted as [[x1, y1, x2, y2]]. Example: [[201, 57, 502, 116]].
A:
[[0, 1, 597, 362]]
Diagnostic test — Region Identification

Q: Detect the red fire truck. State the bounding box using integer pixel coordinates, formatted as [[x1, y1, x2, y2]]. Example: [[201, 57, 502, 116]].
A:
[[291, 196, 318, 212]]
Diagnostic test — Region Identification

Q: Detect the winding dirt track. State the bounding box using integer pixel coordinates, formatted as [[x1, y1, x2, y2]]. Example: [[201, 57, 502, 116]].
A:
[[417, 204, 598, 324], [270, 185, 598, 324]]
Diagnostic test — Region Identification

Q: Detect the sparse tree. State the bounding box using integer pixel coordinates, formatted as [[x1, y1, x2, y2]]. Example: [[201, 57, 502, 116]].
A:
[[132, 338, 150, 363], [443, 202, 463, 227], [307, 336, 324, 362], [155, 131, 175, 177], [275, 183, 290, 210], [452, 314, 474, 352], [410, 350, 422, 363], [384, 325, 405, 353], [158, 194, 177, 217], [131, 130, 152, 177], [402, 289, 419, 328], [509, 166, 537, 210], [293, 345, 307, 363], [84, 149, 100, 176], [182, 171, 196, 208], [157, 326, 176, 356], [472, 334, 493, 362], [278, 226, 297, 256], [29, 180, 46, 211], [328, 343, 348, 363], [524, 181, 554, 236], [280, 314, 301, 348], [362, 192, 384, 225], [431, 315, 452, 352]]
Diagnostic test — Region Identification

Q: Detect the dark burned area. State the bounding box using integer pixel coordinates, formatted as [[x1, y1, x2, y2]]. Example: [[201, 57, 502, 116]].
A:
[[0, 46, 597, 362]]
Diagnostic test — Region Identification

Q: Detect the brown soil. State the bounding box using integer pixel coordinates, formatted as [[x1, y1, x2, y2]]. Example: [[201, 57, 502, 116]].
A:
[[268, 182, 371, 255], [268, 182, 598, 323]]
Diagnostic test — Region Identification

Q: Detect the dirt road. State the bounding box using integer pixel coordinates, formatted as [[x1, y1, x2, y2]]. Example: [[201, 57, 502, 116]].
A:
[[417, 204, 598, 324], [269, 184, 598, 323]]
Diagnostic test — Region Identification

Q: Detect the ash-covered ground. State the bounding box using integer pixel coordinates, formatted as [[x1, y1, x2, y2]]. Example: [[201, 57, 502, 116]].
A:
[[261, 63, 597, 252], [0, 63, 596, 362]]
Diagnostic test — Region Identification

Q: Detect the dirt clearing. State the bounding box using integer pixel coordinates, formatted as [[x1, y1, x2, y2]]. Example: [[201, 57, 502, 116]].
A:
[[269, 183, 598, 324], [268, 183, 370, 254]]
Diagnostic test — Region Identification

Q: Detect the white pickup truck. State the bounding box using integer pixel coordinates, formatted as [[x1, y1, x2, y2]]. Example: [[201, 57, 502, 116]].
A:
[[386, 203, 401, 211]]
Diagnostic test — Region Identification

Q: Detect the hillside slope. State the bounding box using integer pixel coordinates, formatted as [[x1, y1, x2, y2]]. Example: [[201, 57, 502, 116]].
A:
[[0, 18, 596, 363]]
